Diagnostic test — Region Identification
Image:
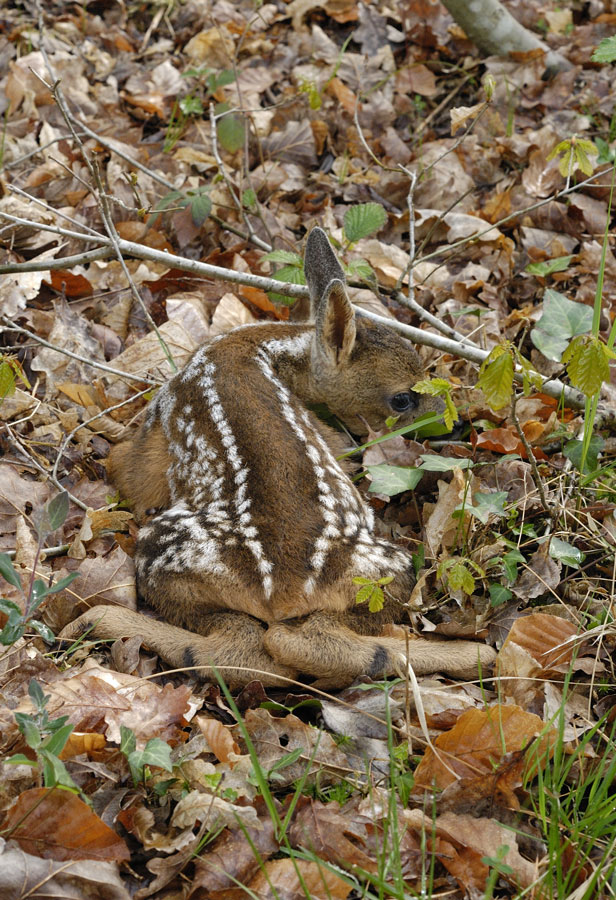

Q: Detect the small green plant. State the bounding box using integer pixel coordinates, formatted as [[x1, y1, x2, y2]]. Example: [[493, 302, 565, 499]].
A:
[[0, 491, 80, 647], [547, 135, 598, 179], [148, 183, 213, 229], [437, 556, 485, 595], [119, 724, 174, 787], [412, 377, 458, 430], [353, 575, 394, 613], [263, 205, 389, 305], [7, 679, 79, 793], [477, 340, 542, 411], [530, 290, 593, 361], [164, 65, 237, 153], [0, 354, 31, 404]]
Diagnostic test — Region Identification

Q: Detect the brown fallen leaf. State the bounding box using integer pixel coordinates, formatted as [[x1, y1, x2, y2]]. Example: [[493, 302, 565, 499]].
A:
[[69, 545, 137, 611], [243, 857, 351, 900], [404, 809, 537, 892], [414, 704, 552, 790], [4, 788, 130, 862], [0, 841, 130, 900], [243, 709, 349, 787], [512, 547, 561, 600], [190, 798, 278, 897], [13, 662, 192, 746], [196, 715, 241, 763]]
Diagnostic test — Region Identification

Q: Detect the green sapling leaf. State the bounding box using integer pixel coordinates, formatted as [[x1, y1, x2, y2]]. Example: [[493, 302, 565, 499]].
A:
[[343, 203, 387, 242]]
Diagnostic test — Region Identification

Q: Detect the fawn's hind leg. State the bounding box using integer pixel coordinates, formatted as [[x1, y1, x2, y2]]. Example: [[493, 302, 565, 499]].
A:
[[59, 607, 297, 687], [263, 612, 496, 688]]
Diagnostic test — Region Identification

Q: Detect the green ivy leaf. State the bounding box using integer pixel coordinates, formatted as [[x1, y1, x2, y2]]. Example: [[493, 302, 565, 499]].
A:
[[38, 491, 69, 537], [140, 738, 174, 772], [366, 464, 423, 496], [120, 724, 137, 757], [466, 491, 508, 524], [189, 191, 212, 226], [563, 434, 604, 474], [419, 456, 474, 472], [525, 256, 573, 276], [502, 549, 525, 582], [477, 344, 514, 411], [549, 536, 584, 568], [531, 291, 593, 361], [343, 203, 387, 243], [489, 583, 512, 607]]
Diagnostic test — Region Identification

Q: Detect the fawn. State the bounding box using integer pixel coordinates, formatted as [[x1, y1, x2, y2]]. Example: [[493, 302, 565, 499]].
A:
[[61, 228, 496, 687]]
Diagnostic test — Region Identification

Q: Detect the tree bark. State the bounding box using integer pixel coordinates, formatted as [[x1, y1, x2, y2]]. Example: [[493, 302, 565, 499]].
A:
[[442, 0, 571, 72]]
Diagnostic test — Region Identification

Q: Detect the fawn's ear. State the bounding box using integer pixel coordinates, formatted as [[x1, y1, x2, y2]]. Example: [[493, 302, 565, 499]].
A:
[[304, 228, 345, 308], [314, 279, 356, 364], [305, 227, 356, 363]]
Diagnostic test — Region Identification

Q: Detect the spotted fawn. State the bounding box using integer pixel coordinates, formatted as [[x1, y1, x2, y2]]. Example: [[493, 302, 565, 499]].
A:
[[61, 228, 495, 687]]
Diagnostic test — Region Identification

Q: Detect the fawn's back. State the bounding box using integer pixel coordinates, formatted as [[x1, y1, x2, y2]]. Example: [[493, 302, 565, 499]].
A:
[[109, 228, 442, 624]]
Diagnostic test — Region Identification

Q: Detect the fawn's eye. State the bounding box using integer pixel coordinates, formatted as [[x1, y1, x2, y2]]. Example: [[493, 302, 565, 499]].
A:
[[389, 391, 420, 413]]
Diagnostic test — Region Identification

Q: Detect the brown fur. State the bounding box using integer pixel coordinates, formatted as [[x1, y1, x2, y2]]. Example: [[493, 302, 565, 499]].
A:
[[60, 229, 496, 687]]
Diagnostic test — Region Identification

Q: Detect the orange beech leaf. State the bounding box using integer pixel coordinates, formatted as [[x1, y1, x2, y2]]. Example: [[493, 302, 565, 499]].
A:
[[196, 715, 241, 763], [47, 270, 93, 298], [4, 788, 130, 862], [414, 705, 553, 790], [501, 613, 579, 672], [475, 428, 548, 459], [59, 731, 107, 759], [240, 285, 288, 319], [327, 77, 357, 115]]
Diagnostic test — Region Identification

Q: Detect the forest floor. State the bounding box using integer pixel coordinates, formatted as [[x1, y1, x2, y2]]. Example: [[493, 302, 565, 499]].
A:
[[1, 0, 616, 898]]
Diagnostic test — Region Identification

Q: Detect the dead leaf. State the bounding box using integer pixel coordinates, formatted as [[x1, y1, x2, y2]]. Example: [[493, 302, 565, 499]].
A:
[[4, 788, 130, 861], [450, 102, 485, 135], [171, 791, 261, 831], [196, 715, 241, 763], [414, 704, 552, 790], [244, 857, 352, 900], [424, 468, 474, 557], [243, 709, 348, 786], [191, 803, 278, 896], [513, 547, 561, 600], [69, 545, 137, 610], [0, 840, 131, 900]]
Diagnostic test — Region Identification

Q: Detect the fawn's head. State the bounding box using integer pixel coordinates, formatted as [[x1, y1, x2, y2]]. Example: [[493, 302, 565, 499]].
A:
[[302, 227, 443, 434]]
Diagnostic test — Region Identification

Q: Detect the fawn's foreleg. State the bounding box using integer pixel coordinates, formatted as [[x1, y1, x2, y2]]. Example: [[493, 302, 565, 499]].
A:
[[59, 607, 297, 687]]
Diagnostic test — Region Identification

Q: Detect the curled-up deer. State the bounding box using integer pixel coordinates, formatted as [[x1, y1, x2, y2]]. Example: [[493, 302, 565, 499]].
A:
[[60, 228, 496, 687]]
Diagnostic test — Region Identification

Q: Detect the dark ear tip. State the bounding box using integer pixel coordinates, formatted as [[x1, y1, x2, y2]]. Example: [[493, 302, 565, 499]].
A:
[[306, 226, 329, 249]]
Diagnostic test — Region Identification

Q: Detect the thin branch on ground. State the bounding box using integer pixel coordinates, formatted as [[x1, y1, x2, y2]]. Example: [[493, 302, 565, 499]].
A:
[[0, 318, 163, 386]]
